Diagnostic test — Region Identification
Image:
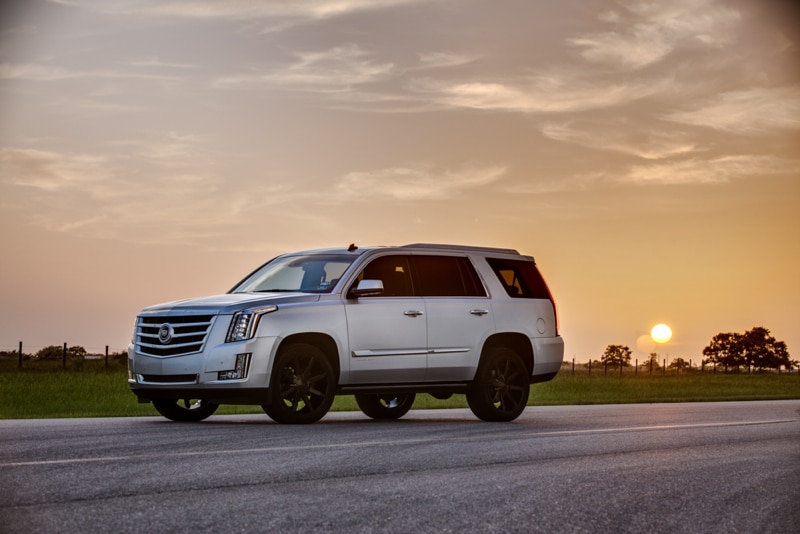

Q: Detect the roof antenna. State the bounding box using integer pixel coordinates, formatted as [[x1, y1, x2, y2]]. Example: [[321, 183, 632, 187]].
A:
[[347, 243, 358, 252]]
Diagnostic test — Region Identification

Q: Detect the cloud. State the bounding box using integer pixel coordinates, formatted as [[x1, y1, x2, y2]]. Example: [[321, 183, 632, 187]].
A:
[[0, 144, 232, 242], [417, 52, 480, 69], [0, 148, 112, 193], [335, 164, 507, 200], [214, 44, 395, 91], [569, 0, 741, 69], [412, 74, 658, 113], [568, 29, 673, 70], [0, 62, 177, 82], [126, 57, 196, 69], [51, 0, 422, 21], [111, 132, 208, 161], [540, 121, 698, 159], [621, 155, 799, 185], [662, 87, 800, 134]]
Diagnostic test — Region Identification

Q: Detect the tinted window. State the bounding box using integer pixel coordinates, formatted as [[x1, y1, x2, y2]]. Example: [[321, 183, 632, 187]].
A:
[[354, 255, 486, 297], [486, 257, 552, 299], [411, 255, 486, 297], [357, 255, 414, 296]]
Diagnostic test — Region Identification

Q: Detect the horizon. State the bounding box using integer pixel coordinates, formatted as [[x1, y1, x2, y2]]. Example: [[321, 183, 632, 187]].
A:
[[1, 0, 798, 362]]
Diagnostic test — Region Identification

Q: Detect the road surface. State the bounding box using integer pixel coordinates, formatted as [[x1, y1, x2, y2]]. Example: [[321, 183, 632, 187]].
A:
[[1, 401, 798, 533]]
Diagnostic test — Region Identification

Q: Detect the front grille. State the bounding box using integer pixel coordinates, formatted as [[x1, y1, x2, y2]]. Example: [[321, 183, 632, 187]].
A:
[[136, 315, 215, 357]]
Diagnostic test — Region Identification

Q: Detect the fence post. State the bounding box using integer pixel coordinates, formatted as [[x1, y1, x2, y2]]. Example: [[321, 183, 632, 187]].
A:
[[635, 359, 638, 376], [572, 358, 575, 375], [105, 345, 109, 367], [62, 342, 67, 368], [18, 341, 23, 369], [663, 359, 666, 375]]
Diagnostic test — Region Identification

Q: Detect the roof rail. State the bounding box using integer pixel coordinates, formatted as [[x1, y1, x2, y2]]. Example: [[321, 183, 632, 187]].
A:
[[401, 243, 520, 255]]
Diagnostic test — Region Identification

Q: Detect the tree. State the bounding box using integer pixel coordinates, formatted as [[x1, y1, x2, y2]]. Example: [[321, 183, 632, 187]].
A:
[[601, 345, 632, 369], [642, 352, 661, 371], [34, 345, 87, 361], [702, 332, 743, 368], [668, 357, 690, 371], [702, 327, 792, 370]]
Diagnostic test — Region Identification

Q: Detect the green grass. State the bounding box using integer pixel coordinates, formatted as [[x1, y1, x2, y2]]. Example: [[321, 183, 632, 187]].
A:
[[1, 359, 798, 419]]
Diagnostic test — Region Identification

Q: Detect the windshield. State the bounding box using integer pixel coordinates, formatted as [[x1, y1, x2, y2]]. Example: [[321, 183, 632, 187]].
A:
[[232, 254, 356, 294]]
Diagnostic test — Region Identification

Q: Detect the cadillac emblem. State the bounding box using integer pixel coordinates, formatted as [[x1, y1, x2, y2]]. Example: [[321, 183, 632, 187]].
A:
[[158, 323, 175, 345]]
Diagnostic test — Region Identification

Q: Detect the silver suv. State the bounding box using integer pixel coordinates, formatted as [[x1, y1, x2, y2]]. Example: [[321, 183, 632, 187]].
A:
[[128, 243, 564, 423]]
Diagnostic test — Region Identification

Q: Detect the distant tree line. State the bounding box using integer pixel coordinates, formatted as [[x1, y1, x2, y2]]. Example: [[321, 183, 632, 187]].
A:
[[0, 345, 127, 361], [593, 326, 794, 371]]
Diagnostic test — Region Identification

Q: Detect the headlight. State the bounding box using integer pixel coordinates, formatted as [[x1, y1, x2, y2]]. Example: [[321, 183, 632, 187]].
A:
[[226, 306, 278, 342]]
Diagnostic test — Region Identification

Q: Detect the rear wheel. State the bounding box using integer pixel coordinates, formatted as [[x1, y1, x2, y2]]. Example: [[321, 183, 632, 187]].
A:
[[355, 393, 416, 420], [262, 343, 336, 424], [466, 347, 530, 422], [152, 398, 219, 422]]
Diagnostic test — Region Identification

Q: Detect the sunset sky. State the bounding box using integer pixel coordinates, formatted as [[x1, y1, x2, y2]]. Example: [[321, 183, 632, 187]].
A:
[[1, 0, 798, 363]]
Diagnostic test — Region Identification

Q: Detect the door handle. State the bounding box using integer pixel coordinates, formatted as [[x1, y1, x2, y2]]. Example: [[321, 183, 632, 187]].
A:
[[403, 310, 424, 317], [470, 309, 489, 316]]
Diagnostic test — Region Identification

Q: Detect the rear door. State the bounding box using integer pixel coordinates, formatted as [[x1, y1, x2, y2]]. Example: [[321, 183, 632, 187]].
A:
[[411, 255, 493, 381]]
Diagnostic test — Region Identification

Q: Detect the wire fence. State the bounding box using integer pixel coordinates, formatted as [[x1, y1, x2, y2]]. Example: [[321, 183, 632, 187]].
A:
[[3, 342, 798, 376], [564, 357, 799, 376], [1, 341, 128, 369]]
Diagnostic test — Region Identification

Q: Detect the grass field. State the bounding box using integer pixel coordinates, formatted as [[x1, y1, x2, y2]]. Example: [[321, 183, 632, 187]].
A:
[[1, 359, 798, 419]]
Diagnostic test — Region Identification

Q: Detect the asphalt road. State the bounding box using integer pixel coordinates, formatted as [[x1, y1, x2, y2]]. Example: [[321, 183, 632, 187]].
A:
[[1, 400, 798, 533]]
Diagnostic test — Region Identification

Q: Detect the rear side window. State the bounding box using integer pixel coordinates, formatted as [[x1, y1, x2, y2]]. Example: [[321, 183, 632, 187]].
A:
[[486, 257, 552, 299], [411, 255, 486, 297]]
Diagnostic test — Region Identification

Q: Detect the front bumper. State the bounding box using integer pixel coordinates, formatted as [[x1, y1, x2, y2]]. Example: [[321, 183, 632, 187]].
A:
[[127, 335, 279, 404]]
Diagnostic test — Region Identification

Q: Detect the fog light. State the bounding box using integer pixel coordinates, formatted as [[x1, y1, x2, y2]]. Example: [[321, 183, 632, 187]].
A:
[[218, 353, 251, 380]]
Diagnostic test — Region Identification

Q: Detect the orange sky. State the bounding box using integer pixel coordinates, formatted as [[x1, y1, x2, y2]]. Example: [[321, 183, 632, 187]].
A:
[[1, 0, 798, 363]]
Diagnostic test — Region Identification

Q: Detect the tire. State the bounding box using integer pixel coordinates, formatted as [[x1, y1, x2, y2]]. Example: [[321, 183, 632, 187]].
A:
[[466, 347, 530, 422], [355, 393, 416, 420], [152, 398, 219, 422], [262, 343, 336, 424]]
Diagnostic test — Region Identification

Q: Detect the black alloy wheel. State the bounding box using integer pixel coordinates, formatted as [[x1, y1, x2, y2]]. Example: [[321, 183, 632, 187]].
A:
[[262, 343, 336, 424], [466, 347, 530, 422]]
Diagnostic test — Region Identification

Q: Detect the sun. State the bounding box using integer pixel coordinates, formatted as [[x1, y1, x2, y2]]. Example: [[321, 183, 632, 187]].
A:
[[651, 323, 672, 344]]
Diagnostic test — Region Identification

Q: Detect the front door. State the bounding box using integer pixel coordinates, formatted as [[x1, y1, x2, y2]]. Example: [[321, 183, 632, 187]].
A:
[[344, 255, 427, 384]]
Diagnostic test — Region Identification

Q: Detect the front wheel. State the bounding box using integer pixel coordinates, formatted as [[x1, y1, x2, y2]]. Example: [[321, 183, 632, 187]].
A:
[[262, 343, 336, 424], [152, 398, 219, 422], [466, 347, 530, 422], [355, 393, 416, 420]]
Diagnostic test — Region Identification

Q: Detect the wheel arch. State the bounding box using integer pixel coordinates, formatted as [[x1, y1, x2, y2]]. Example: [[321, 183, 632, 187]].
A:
[[277, 332, 341, 382], [481, 332, 534, 376]]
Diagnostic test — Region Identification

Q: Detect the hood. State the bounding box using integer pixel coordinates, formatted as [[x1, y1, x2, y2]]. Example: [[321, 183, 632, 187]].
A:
[[138, 292, 320, 316]]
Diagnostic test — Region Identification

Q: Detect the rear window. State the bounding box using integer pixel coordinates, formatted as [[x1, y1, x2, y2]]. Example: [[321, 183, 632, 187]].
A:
[[486, 257, 552, 299]]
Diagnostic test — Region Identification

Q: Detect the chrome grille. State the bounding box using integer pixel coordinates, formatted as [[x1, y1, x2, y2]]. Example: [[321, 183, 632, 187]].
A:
[[136, 315, 215, 357]]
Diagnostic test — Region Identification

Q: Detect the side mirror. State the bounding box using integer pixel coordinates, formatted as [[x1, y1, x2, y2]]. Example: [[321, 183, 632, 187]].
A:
[[349, 279, 384, 298]]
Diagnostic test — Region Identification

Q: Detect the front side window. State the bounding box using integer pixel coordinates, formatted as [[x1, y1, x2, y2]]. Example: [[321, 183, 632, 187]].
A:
[[354, 255, 414, 296], [232, 254, 355, 294]]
